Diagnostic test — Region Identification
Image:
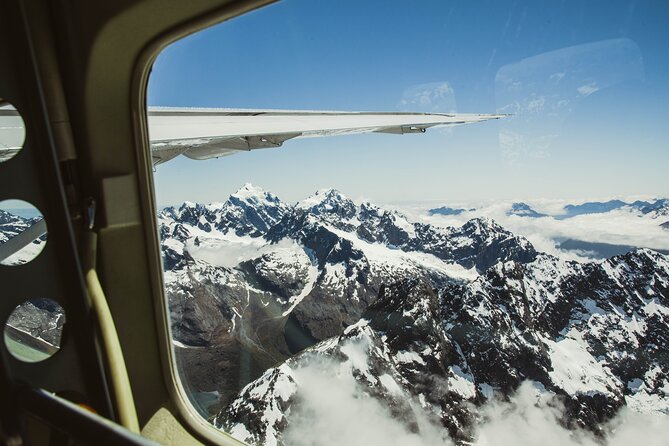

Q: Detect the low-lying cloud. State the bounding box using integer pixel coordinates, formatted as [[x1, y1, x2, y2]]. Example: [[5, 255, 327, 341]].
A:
[[477, 382, 669, 446], [395, 199, 669, 262], [282, 356, 453, 446], [281, 360, 669, 446]]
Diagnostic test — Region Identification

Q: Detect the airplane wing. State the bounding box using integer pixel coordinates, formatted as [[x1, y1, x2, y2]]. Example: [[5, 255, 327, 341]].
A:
[[148, 107, 506, 165], [1, 104, 506, 165], [1, 105, 504, 262], [0, 104, 24, 162]]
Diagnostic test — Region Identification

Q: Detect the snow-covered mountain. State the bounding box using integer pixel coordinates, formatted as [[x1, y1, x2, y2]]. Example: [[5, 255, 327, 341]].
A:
[[507, 202, 547, 218], [426, 198, 669, 221], [215, 250, 669, 446], [428, 206, 472, 216], [5, 298, 65, 346], [0, 209, 46, 265], [157, 185, 669, 443], [159, 185, 536, 415], [424, 197, 669, 261]]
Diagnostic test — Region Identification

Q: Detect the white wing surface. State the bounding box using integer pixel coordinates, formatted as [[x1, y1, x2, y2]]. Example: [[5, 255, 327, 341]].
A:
[[148, 107, 506, 165], [0, 105, 506, 165], [0, 104, 24, 162]]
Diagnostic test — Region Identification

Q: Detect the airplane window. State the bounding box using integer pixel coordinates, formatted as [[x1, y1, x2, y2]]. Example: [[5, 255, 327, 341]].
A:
[[148, 1, 669, 445], [0, 101, 25, 163], [3, 298, 65, 363], [0, 199, 47, 266]]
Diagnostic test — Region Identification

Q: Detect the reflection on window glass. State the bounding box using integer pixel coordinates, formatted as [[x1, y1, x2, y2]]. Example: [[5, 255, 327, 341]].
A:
[[4, 298, 65, 363], [0, 102, 25, 163], [0, 200, 47, 266], [149, 1, 669, 445]]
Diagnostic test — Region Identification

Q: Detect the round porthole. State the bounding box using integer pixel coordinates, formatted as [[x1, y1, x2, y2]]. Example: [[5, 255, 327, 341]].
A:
[[0, 101, 25, 163], [4, 298, 65, 363], [0, 199, 47, 266]]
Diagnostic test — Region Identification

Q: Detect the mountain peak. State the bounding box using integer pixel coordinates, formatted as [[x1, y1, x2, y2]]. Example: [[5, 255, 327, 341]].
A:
[[462, 216, 498, 229], [508, 202, 546, 218], [228, 183, 284, 209], [428, 205, 472, 216], [299, 188, 347, 205], [0, 209, 24, 225], [297, 188, 356, 219], [231, 183, 270, 200], [180, 200, 199, 209]]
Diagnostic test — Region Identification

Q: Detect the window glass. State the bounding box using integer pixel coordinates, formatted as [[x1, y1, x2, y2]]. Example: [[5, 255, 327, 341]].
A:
[[149, 1, 669, 445], [0, 102, 25, 163], [4, 298, 65, 363], [0, 199, 47, 266]]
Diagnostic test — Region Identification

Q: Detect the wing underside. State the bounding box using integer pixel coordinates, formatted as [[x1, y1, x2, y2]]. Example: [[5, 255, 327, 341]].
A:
[[148, 108, 506, 165], [0, 105, 506, 165]]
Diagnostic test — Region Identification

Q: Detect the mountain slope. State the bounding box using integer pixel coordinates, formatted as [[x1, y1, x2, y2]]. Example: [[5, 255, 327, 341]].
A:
[[159, 185, 538, 415], [0, 209, 46, 265], [215, 249, 669, 445]]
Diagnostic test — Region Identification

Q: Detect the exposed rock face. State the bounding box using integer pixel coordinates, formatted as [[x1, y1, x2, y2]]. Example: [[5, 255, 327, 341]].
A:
[[216, 279, 475, 445], [4, 186, 668, 442], [155, 185, 669, 443], [5, 298, 65, 346], [158, 185, 537, 416], [215, 249, 669, 445], [160, 183, 290, 238]]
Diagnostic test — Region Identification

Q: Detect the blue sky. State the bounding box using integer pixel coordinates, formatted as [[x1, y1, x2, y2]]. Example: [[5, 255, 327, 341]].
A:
[[149, 0, 669, 205]]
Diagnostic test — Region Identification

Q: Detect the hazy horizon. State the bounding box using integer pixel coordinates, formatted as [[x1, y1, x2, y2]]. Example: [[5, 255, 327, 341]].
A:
[[153, 181, 667, 210]]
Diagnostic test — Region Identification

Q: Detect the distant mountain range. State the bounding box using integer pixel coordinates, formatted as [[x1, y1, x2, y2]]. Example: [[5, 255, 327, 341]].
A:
[[560, 198, 669, 218], [507, 202, 547, 218], [427, 198, 669, 221], [427, 206, 473, 216], [3, 187, 667, 444], [156, 185, 669, 445]]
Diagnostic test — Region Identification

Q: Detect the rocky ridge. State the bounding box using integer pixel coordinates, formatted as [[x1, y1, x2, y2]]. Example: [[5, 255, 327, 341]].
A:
[[158, 185, 537, 415], [217, 249, 669, 445], [158, 185, 669, 445]]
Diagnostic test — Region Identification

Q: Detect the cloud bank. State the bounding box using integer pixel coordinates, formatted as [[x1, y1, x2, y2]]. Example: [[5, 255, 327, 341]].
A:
[[394, 199, 669, 262], [280, 359, 669, 446]]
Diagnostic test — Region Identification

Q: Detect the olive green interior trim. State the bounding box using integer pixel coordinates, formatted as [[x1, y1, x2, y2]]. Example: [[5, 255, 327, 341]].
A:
[[142, 407, 205, 446], [84, 230, 140, 433]]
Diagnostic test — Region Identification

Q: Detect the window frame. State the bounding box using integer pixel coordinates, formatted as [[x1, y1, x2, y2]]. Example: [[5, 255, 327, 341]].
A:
[[130, 1, 276, 444]]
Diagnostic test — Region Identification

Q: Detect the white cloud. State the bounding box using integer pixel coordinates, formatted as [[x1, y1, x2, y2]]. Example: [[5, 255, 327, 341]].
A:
[[498, 129, 554, 165], [577, 83, 600, 96], [526, 95, 547, 112], [398, 81, 458, 113], [280, 359, 669, 446], [282, 349, 454, 446], [475, 382, 669, 446], [550, 72, 566, 82], [396, 199, 669, 261]]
